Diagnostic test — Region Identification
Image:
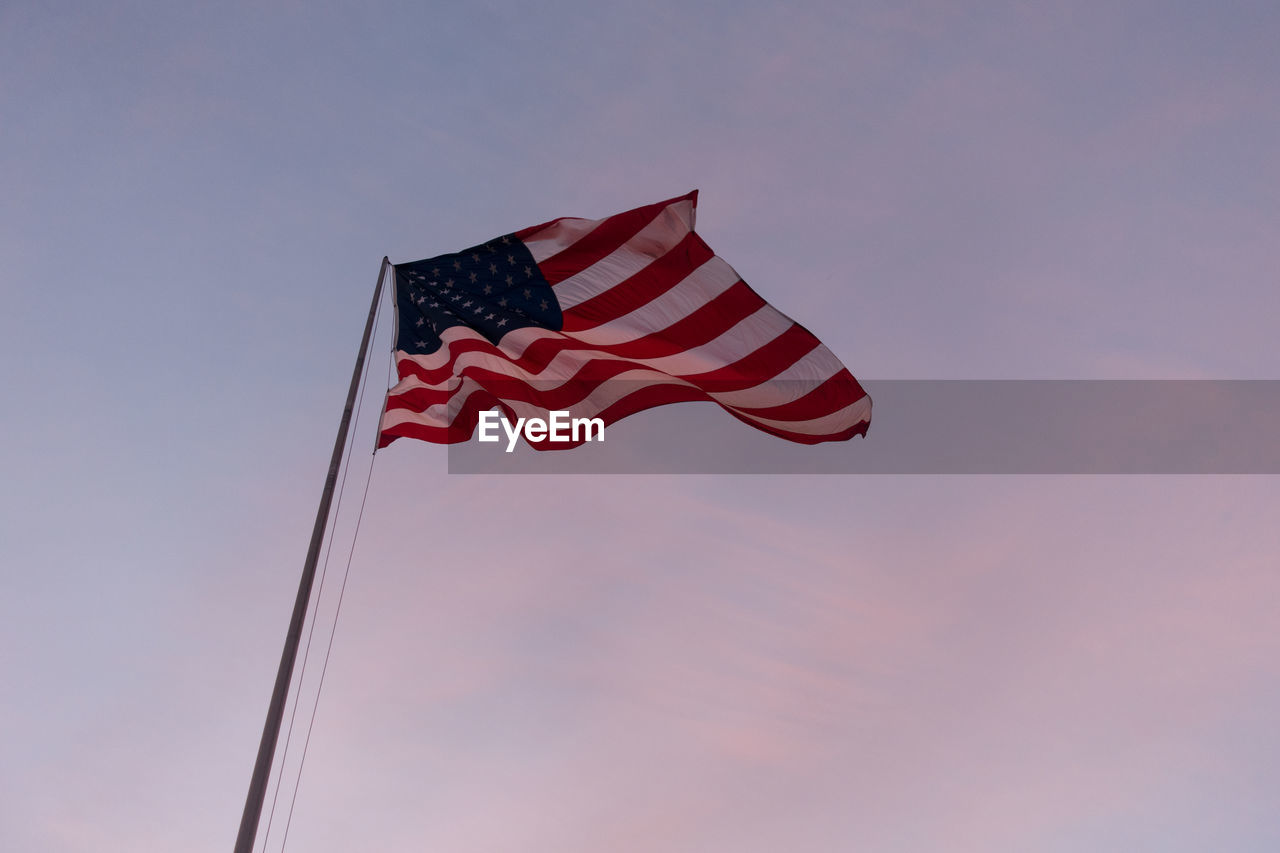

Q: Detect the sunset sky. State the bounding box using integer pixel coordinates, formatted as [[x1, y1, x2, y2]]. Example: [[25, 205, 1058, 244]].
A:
[[3, 2, 1278, 851]]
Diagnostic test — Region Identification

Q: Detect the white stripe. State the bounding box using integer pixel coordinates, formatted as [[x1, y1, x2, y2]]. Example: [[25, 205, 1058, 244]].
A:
[[521, 197, 695, 266], [397, 326, 492, 372], [739, 394, 873, 435], [550, 200, 696, 310], [522, 217, 600, 264], [410, 304, 795, 387], [389, 324, 583, 376], [567, 256, 739, 346], [638, 305, 792, 375], [393, 306, 838, 400], [382, 368, 866, 438], [384, 367, 685, 429], [707, 345, 846, 409], [387, 338, 852, 425]]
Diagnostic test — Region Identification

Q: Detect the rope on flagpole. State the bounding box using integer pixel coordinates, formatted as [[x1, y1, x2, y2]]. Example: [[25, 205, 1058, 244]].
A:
[[278, 444, 380, 851], [234, 257, 390, 853], [259, 261, 391, 852]]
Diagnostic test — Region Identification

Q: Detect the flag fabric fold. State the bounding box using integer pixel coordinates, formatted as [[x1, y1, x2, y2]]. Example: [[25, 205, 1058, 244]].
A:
[[378, 191, 871, 449]]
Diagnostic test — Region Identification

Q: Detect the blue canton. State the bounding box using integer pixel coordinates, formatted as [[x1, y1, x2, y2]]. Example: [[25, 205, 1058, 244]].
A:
[[393, 234, 562, 355]]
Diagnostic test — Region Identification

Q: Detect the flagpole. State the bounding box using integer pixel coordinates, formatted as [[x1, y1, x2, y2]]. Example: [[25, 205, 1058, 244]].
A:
[[233, 256, 391, 853]]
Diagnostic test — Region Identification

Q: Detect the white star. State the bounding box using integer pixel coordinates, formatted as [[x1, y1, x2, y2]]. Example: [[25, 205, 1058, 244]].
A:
[[497, 317, 508, 327], [485, 312, 495, 321], [488, 262, 498, 274]]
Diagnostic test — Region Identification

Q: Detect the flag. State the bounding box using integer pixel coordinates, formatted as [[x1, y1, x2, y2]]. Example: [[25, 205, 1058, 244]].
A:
[[378, 191, 871, 449]]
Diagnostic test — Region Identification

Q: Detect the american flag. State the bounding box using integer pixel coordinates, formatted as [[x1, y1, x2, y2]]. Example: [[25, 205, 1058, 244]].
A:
[[378, 192, 871, 449]]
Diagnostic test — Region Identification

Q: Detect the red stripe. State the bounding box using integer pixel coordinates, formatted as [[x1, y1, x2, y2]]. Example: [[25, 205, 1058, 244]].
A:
[[392, 316, 807, 393], [393, 340, 503, 386], [385, 383, 704, 451], [515, 190, 696, 243], [386, 335, 851, 427], [525, 383, 868, 450], [383, 373, 867, 439], [380, 372, 867, 452], [594, 281, 764, 360], [383, 383, 452, 412], [512, 216, 564, 242], [678, 324, 819, 391], [728, 369, 868, 420], [385, 331, 639, 388], [559, 231, 716, 331], [379, 389, 505, 447], [512, 383, 708, 450], [390, 314, 825, 408], [724, 407, 871, 445], [535, 201, 664, 286], [389, 359, 674, 417]]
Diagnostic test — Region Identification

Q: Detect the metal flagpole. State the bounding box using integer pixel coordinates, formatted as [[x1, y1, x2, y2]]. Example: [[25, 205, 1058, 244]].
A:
[[233, 256, 391, 853]]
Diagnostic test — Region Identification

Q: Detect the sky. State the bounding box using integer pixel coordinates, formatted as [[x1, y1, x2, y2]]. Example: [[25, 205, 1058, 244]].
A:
[[2, 1, 1278, 851]]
